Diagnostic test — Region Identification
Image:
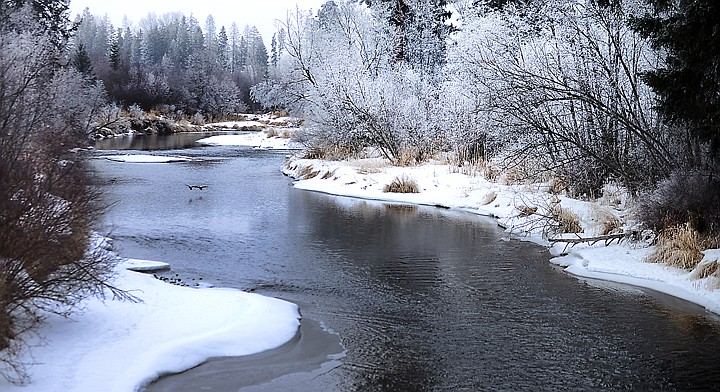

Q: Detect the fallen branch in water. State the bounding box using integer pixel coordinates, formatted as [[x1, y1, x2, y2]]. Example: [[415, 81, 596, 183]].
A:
[[549, 233, 628, 254]]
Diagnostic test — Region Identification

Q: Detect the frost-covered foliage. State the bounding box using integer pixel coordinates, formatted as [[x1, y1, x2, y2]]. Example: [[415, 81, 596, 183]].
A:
[[0, 5, 128, 383], [448, 0, 681, 195], [254, 0, 677, 182], [254, 0, 717, 237], [253, 1, 451, 164]]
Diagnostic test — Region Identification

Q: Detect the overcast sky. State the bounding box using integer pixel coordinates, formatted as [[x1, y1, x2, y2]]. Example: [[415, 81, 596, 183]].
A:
[[68, 0, 327, 44]]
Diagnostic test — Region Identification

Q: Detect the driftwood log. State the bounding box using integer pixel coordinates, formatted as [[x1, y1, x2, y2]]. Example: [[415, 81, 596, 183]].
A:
[[549, 233, 627, 254]]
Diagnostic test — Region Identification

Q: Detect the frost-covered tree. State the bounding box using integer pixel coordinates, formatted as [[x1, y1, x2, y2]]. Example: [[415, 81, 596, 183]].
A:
[[72, 11, 266, 114], [363, 0, 454, 71], [253, 0, 448, 163], [0, 0, 72, 46], [72, 42, 93, 76], [444, 0, 675, 194]]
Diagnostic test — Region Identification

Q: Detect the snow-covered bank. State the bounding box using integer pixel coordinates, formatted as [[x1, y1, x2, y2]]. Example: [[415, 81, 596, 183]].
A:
[[196, 131, 302, 150], [283, 157, 720, 316], [1, 258, 300, 392]]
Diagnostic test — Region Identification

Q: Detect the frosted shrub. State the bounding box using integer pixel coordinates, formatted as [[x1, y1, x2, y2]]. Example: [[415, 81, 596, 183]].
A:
[[128, 104, 144, 118], [636, 170, 720, 235], [191, 112, 205, 126], [0, 25, 131, 383]]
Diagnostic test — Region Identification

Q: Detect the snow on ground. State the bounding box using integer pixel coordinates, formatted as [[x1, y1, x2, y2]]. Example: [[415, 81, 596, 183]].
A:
[[196, 131, 303, 150], [283, 157, 720, 316], [1, 258, 300, 392], [202, 120, 266, 131], [100, 154, 192, 163]]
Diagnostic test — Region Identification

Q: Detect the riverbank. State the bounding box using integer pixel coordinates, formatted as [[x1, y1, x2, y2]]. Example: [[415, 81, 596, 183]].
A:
[[94, 112, 300, 139], [282, 156, 720, 316], [0, 239, 300, 392]]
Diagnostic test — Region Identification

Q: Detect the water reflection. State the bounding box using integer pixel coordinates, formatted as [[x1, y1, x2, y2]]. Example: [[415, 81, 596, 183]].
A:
[[283, 191, 720, 391], [94, 131, 246, 151]]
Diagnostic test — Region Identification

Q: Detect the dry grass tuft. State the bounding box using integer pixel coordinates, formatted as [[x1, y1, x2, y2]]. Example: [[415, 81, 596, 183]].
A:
[[357, 159, 386, 174], [321, 169, 336, 180], [550, 204, 583, 234], [690, 259, 719, 280], [483, 165, 501, 182], [517, 206, 538, 218], [646, 224, 709, 270], [297, 166, 321, 179], [394, 149, 418, 167], [302, 144, 356, 160], [591, 205, 622, 235], [265, 128, 279, 138], [384, 175, 420, 193]]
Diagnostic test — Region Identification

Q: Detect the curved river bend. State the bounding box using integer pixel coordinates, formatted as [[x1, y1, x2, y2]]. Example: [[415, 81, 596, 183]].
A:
[[92, 136, 720, 391]]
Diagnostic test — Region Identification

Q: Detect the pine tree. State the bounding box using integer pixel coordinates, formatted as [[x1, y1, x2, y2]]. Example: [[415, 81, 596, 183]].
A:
[[633, 0, 720, 154], [362, 0, 453, 70], [73, 43, 94, 76], [270, 33, 278, 67], [230, 22, 243, 73], [108, 36, 121, 70], [217, 26, 229, 69]]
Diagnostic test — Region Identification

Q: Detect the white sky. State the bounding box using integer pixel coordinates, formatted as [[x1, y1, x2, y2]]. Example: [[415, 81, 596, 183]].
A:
[[68, 0, 327, 44]]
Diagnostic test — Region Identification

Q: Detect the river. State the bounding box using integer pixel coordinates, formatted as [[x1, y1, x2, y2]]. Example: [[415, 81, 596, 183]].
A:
[[92, 134, 720, 391]]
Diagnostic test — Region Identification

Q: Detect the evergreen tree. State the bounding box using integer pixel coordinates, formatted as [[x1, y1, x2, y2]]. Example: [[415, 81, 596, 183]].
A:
[[0, 0, 72, 46], [270, 33, 278, 67], [362, 0, 453, 70], [633, 0, 720, 154], [73, 43, 93, 76], [217, 26, 229, 69], [230, 22, 243, 73], [108, 35, 121, 70]]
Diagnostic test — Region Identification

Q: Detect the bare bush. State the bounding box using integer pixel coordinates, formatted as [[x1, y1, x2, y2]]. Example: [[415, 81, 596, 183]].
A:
[[0, 27, 129, 382], [636, 170, 720, 236]]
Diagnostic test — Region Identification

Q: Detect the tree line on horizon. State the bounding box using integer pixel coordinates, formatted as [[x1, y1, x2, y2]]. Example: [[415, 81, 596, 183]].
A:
[[71, 9, 277, 117]]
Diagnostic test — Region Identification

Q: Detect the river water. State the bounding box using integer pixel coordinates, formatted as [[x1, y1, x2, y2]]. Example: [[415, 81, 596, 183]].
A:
[[92, 135, 720, 391]]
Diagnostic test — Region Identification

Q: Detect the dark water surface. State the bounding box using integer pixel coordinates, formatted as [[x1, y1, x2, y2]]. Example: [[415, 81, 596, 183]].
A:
[[91, 138, 720, 391]]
